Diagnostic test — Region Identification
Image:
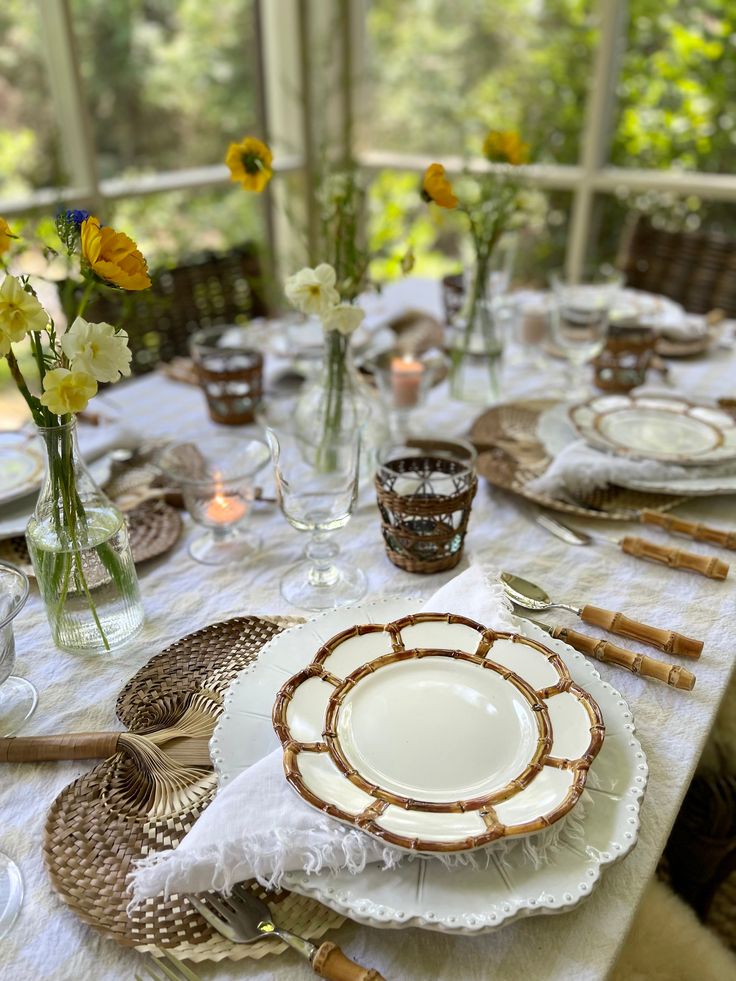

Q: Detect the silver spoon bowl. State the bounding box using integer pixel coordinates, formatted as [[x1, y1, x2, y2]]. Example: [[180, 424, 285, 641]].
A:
[[500, 571, 581, 615]]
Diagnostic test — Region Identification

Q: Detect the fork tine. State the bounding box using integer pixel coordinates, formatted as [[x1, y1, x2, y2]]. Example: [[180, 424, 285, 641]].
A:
[[189, 894, 240, 943]]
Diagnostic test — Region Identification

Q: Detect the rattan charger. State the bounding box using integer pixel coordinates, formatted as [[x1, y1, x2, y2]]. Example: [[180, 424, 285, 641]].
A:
[[43, 615, 344, 962], [470, 398, 687, 520]]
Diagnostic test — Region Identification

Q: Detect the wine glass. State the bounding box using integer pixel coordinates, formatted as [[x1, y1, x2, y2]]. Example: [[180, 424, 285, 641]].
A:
[[158, 434, 270, 565], [266, 427, 366, 611], [0, 561, 32, 939], [549, 270, 622, 398]]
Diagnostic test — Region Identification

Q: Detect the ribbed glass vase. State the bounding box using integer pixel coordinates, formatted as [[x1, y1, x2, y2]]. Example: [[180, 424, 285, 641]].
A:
[[25, 420, 143, 653]]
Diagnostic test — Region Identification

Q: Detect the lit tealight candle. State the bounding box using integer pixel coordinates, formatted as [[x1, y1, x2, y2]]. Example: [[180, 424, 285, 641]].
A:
[[390, 355, 424, 409], [205, 472, 247, 526]]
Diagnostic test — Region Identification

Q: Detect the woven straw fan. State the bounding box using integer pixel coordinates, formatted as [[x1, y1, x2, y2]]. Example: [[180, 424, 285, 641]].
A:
[[0, 688, 220, 815]]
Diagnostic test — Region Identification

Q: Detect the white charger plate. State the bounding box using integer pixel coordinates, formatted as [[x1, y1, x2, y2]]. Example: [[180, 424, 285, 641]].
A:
[[569, 394, 736, 466], [212, 599, 647, 934]]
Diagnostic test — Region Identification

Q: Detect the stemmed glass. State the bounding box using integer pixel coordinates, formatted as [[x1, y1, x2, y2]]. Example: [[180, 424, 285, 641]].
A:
[[266, 427, 366, 611], [0, 561, 33, 939], [549, 270, 622, 398], [158, 434, 270, 565]]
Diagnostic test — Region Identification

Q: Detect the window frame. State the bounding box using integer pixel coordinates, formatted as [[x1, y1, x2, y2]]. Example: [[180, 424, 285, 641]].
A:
[[3, 0, 736, 281]]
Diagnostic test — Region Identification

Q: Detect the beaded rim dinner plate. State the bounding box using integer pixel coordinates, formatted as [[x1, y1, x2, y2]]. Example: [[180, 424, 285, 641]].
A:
[[569, 394, 736, 465], [272, 613, 604, 854], [0, 433, 44, 506], [212, 600, 647, 935]]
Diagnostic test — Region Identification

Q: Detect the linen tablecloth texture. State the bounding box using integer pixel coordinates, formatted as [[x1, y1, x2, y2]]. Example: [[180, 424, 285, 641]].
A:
[[3, 278, 736, 981]]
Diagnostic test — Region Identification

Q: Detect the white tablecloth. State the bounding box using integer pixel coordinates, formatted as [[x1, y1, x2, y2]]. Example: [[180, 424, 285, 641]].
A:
[[3, 280, 736, 980]]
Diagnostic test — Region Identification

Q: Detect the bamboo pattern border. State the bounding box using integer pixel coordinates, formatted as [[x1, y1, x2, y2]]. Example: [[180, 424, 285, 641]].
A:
[[272, 613, 605, 853], [572, 394, 736, 460]]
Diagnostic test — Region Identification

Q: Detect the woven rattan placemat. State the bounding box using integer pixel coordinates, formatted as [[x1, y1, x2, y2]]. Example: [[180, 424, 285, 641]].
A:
[[470, 398, 687, 520], [44, 615, 344, 962], [0, 500, 182, 579]]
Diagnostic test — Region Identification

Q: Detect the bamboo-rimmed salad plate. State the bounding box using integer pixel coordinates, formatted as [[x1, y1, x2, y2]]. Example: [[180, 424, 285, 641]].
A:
[[272, 613, 604, 853], [569, 394, 736, 465]]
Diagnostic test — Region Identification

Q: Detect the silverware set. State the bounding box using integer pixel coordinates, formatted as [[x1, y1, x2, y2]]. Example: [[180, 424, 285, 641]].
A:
[[501, 571, 699, 690]]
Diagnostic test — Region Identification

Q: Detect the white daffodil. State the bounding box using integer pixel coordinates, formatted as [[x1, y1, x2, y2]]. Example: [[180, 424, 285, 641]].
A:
[[0, 275, 49, 355], [284, 264, 340, 316], [40, 367, 98, 416], [61, 317, 132, 383], [321, 302, 365, 336]]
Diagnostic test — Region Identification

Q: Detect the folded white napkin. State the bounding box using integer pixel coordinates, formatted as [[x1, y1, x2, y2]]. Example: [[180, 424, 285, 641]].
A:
[[528, 438, 736, 500], [131, 565, 546, 903]]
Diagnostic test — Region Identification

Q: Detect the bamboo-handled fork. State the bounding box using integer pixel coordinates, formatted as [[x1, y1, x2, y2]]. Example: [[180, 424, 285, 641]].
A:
[[189, 883, 385, 980]]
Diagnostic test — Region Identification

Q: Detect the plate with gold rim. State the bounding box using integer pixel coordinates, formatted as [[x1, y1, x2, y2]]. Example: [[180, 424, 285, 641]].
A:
[[569, 394, 736, 466], [272, 613, 604, 854]]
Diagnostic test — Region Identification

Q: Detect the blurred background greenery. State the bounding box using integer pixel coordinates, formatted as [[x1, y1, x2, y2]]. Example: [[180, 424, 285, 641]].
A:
[[1, 0, 735, 282]]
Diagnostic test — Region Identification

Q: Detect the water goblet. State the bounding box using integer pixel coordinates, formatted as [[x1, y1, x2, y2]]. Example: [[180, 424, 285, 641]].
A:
[[266, 427, 366, 611], [0, 561, 33, 939], [0, 561, 34, 736], [549, 270, 622, 398], [158, 434, 270, 565]]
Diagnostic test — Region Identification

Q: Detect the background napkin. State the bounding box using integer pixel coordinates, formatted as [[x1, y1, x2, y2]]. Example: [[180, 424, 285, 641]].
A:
[[131, 565, 593, 904], [528, 438, 736, 500]]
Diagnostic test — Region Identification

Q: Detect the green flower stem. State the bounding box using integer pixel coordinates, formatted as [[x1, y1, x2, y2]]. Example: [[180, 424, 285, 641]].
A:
[[5, 351, 45, 426], [76, 279, 96, 319], [43, 423, 110, 651]]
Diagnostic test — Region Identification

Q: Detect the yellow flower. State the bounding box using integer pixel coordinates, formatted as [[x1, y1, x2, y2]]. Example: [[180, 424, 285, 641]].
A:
[[225, 136, 273, 192], [0, 217, 14, 256], [40, 367, 98, 416], [482, 130, 530, 166], [80, 217, 152, 291], [0, 275, 49, 355], [421, 163, 458, 209]]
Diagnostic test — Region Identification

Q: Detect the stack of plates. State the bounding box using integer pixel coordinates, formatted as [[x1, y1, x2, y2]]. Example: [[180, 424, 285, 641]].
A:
[[212, 599, 648, 934], [550, 394, 736, 498]]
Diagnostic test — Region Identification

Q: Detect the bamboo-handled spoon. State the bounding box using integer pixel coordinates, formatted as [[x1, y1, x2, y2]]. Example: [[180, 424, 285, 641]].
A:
[[500, 572, 703, 658]]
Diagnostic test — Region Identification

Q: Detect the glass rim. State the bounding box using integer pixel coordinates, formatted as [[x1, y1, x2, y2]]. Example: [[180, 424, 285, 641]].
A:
[[34, 418, 77, 433], [157, 434, 270, 485], [0, 561, 30, 630], [377, 437, 477, 474]]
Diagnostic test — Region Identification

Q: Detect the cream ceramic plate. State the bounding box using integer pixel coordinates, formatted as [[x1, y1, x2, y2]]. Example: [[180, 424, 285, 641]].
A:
[[272, 613, 604, 853], [569, 394, 736, 465], [212, 600, 647, 934], [0, 433, 45, 507]]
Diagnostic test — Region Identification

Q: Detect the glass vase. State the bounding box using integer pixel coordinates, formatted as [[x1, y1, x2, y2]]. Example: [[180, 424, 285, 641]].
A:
[[293, 331, 388, 474], [25, 421, 144, 653], [448, 253, 506, 404]]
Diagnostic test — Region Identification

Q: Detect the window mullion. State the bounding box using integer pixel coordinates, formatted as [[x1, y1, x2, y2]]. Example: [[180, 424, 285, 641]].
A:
[[566, 0, 628, 279], [39, 0, 101, 211]]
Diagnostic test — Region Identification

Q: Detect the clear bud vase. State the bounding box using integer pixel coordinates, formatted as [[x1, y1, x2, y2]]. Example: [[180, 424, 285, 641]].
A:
[[25, 420, 144, 653], [448, 253, 505, 404], [293, 331, 388, 475]]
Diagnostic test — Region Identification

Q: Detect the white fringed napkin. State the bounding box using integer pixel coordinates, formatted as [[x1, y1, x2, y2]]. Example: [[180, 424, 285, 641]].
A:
[[528, 438, 736, 501], [131, 564, 592, 904]]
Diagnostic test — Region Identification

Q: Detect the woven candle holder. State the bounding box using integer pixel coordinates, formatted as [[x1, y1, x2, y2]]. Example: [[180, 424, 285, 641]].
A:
[[593, 325, 656, 393], [375, 439, 478, 574], [190, 325, 263, 425]]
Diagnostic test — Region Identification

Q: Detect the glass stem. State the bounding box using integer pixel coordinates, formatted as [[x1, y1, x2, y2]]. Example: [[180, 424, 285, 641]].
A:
[[305, 529, 340, 587]]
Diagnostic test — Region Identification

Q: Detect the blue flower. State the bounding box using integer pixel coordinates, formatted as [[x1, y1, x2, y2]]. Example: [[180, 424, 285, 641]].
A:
[[55, 209, 93, 255], [63, 209, 91, 227]]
